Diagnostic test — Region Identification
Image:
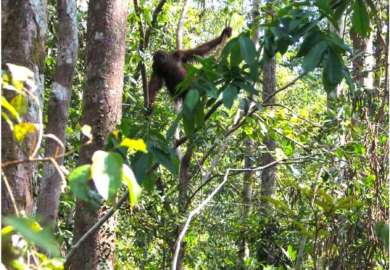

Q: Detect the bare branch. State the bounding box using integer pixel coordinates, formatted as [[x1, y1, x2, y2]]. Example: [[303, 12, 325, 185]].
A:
[[171, 156, 319, 270]]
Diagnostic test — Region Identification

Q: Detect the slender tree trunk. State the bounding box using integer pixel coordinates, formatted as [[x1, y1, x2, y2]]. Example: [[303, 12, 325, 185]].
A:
[[260, 57, 276, 210], [173, 3, 192, 269], [176, 0, 191, 50], [237, 140, 254, 270], [237, 1, 260, 267], [1, 0, 47, 216], [69, 1, 129, 269], [36, 0, 78, 227]]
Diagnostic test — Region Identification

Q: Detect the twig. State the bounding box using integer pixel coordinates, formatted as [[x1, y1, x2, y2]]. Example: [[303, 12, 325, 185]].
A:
[[64, 190, 129, 267], [1, 171, 20, 216], [264, 72, 307, 104]]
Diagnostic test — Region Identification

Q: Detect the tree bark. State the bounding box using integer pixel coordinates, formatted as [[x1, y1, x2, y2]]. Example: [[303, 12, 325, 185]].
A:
[[237, 140, 254, 270], [1, 0, 47, 216], [36, 0, 78, 227], [68, 1, 129, 269], [176, 0, 191, 50], [260, 57, 276, 211]]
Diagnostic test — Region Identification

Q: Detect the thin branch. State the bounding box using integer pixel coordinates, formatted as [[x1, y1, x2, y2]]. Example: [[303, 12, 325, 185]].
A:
[[64, 190, 130, 267], [1, 171, 20, 216], [171, 156, 318, 270], [264, 72, 307, 104]]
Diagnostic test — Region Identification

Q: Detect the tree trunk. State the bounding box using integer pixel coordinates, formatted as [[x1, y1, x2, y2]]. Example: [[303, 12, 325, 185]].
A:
[[173, 3, 192, 268], [36, 0, 78, 227], [68, 1, 129, 269], [1, 0, 47, 216], [176, 0, 191, 50], [260, 57, 276, 210], [237, 139, 254, 269]]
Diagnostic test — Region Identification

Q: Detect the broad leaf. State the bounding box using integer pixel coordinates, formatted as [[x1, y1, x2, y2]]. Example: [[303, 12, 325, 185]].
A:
[[302, 41, 327, 72], [239, 35, 256, 66], [91, 151, 123, 200], [352, 0, 370, 37], [323, 49, 344, 91], [3, 217, 60, 257], [68, 164, 91, 201], [122, 164, 142, 207], [223, 85, 238, 109], [184, 89, 200, 111], [149, 145, 179, 175]]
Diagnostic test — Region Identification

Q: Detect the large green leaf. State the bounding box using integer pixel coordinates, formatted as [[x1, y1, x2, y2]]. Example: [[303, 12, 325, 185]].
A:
[[302, 41, 328, 72], [352, 0, 370, 37], [184, 89, 200, 111], [122, 164, 142, 207], [223, 85, 238, 109], [149, 145, 179, 175], [91, 151, 123, 200], [68, 164, 91, 201], [238, 35, 256, 66], [323, 49, 344, 91], [297, 28, 322, 57], [3, 217, 60, 257]]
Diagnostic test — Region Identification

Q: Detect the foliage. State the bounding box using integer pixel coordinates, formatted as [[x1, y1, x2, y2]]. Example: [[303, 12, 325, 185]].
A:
[[1, 0, 388, 269]]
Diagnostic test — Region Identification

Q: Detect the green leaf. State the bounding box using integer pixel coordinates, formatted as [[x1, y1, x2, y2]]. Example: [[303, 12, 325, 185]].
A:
[[166, 113, 182, 141], [297, 29, 322, 57], [223, 85, 238, 109], [352, 0, 370, 37], [13, 122, 36, 142], [239, 35, 256, 66], [3, 217, 60, 257], [68, 164, 91, 201], [374, 221, 389, 249], [230, 41, 242, 67], [287, 245, 297, 261], [1, 96, 21, 122], [302, 41, 327, 72], [194, 101, 205, 128], [91, 151, 123, 200], [182, 105, 195, 136], [122, 164, 142, 207], [323, 49, 344, 90], [184, 89, 200, 111], [10, 95, 28, 116], [149, 145, 179, 175]]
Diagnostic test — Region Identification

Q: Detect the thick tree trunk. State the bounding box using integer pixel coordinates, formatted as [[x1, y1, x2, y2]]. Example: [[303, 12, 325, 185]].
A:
[[36, 0, 78, 227], [1, 0, 47, 216], [68, 1, 129, 269]]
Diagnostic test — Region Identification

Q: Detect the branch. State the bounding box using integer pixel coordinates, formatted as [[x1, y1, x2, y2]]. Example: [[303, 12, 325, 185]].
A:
[[171, 156, 319, 270], [64, 190, 130, 267], [263, 72, 307, 104]]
